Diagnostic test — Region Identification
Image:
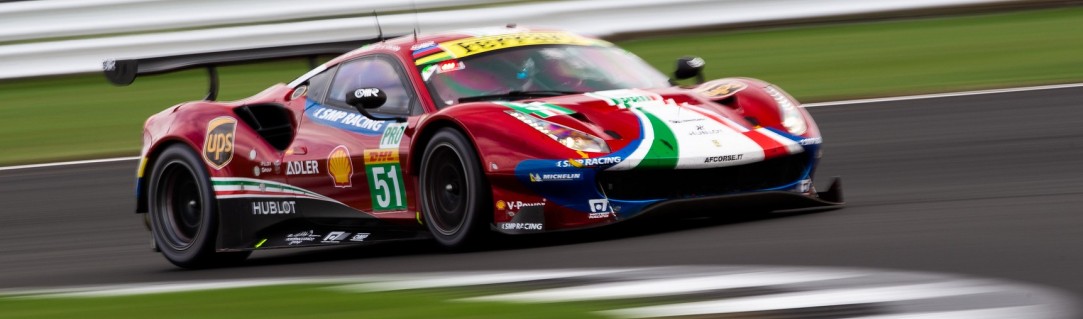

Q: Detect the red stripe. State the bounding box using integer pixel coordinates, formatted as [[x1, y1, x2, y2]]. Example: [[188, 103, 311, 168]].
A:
[[743, 130, 789, 159], [683, 105, 788, 159], [215, 190, 308, 197]]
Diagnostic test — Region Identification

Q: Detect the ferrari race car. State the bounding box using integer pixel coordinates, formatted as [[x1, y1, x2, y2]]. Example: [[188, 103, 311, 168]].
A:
[[106, 26, 842, 268]]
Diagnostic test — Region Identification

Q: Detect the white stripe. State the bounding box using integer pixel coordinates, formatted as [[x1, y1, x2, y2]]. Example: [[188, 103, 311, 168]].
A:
[[464, 270, 863, 303], [2, 83, 1081, 172], [216, 194, 327, 200], [333, 269, 639, 292], [0, 156, 139, 172], [211, 177, 342, 204], [602, 281, 1001, 318], [755, 128, 805, 154], [803, 82, 1083, 108], [607, 108, 654, 170]]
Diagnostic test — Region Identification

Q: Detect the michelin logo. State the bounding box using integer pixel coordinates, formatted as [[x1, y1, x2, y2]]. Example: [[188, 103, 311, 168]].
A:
[[529, 172, 582, 182]]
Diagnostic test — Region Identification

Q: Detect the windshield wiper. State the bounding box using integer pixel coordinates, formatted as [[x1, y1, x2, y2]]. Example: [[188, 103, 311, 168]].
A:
[[458, 90, 583, 103]]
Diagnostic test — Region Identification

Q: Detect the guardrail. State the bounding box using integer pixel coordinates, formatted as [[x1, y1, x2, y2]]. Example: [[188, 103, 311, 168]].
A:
[[0, 0, 1015, 80]]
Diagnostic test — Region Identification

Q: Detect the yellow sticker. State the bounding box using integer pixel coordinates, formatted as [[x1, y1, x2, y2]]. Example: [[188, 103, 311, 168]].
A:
[[696, 81, 748, 98], [363, 149, 400, 165], [439, 32, 596, 58]]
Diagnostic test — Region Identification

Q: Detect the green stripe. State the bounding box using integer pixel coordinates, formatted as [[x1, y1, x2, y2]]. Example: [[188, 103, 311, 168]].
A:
[[500, 102, 575, 118], [637, 111, 679, 169], [211, 179, 318, 196], [415, 52, 452, 65]]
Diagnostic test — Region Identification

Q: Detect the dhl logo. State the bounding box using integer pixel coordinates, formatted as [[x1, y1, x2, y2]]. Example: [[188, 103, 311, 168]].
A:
[[203, 117, 236, 169], [364, 149, 399, 165]]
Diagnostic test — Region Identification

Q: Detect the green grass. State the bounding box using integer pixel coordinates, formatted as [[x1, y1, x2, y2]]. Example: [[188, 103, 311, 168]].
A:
[[0, 285, 607, 319], [1, 7, 1082, 165]]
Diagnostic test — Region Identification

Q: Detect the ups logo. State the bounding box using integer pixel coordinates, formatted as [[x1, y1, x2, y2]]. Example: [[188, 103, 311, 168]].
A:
[[203, 117, 237, 169]]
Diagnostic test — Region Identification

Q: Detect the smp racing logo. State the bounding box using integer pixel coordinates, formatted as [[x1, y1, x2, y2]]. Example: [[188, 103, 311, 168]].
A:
[[556, 156, 622, 168], [203, 117, 237, 169]]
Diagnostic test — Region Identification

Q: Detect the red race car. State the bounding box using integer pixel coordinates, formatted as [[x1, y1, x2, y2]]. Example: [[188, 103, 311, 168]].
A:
[[106, 26, 842, 268]]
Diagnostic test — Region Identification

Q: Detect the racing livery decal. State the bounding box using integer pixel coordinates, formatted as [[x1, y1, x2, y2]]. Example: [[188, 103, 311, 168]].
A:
[[203, 117, 236, 169], [379, 122, 407, 149], [695, 80, 748, 99], [305, 99, 387, 135], [497, 101, 576, 118], [328, 145, 353, 188], [364, 149, 406, 211], [211, 177, 343, 205]]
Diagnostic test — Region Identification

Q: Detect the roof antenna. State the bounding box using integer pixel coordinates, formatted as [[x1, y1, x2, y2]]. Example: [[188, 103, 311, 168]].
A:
[[373, 10, 384, 42], [411, 0, 420, 42]]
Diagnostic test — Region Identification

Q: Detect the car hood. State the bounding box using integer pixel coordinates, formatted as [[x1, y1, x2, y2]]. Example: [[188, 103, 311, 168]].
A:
[[489, 88, 806, 171]]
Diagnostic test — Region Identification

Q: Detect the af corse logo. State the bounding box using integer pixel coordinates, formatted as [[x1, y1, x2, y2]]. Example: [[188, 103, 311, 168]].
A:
[[203, 117, 237, 169]]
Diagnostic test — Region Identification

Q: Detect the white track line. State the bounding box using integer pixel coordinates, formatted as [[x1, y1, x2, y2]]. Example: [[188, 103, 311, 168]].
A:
[[2, 82, 1082, 172], [333, 269, 638, 292], [0, 156, 139, 172], [464, 270, 863, 303], [846, 306, 1049, 319], [803, 82, 1083, 107], [601, 281, 1001, 318]]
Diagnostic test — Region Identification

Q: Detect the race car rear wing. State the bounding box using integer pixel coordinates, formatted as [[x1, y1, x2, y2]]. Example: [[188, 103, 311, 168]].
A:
[[103, 39, 382, 101]]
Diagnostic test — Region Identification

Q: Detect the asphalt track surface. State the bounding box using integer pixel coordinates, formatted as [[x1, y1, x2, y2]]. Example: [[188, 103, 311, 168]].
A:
[[2, 86, 1082, 305]]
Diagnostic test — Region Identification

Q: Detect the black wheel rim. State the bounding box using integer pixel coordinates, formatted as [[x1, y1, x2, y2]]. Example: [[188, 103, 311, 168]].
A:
[[425, 144, 468, 235], [154, 161, 204, 249]]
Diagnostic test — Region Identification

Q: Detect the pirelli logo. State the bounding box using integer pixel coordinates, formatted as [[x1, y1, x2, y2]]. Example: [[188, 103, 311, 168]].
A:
[[439, 32, 595, 58]]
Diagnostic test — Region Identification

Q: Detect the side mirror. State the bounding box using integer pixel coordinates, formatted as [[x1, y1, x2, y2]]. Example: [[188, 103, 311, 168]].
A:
[[674, 56, 706, 84], [345, 87, 387, 110], [343, 87, 407, 123]]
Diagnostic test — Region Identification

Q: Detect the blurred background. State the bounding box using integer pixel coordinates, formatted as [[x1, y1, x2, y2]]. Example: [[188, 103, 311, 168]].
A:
[[2, 1, 1082, 318], [0, 0, 1079, 166]]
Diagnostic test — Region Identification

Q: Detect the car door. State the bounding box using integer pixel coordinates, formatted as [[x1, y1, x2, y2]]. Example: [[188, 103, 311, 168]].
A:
[[283, 54, 420, 221]]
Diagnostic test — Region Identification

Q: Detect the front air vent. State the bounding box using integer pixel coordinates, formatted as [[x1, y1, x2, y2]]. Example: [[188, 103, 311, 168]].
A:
[[598, 155, 809, 200]]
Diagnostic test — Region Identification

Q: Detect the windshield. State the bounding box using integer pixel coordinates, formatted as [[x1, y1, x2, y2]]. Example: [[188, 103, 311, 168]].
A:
[[418, 44, 671, 107]]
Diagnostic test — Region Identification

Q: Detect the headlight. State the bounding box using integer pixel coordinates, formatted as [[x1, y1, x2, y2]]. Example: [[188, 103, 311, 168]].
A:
[[505, 111, 610, 153], [764, 86, 807, 135]]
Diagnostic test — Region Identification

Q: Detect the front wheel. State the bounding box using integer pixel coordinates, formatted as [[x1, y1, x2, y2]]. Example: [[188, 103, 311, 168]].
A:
[[148, 145, 249, 268], [419, 129, 491, 248]]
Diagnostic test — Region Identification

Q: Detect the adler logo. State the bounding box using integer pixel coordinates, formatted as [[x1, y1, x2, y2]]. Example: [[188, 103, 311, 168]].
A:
[[327, 145, 353, 188], [203, 117, 236, 169]]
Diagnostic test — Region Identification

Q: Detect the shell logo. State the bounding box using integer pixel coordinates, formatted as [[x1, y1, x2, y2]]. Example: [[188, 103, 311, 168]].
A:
[[495, 200, 506, 210], [327, 145, 353, 188]]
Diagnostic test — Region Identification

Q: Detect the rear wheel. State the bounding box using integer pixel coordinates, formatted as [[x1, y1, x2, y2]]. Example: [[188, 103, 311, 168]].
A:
[[419, 129, 490, 248], [148, 145, 249, 268]]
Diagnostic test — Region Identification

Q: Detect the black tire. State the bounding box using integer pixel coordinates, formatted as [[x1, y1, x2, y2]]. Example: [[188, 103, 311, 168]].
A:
[[148, 145, 250, 268], [419, 129, 491, 248]]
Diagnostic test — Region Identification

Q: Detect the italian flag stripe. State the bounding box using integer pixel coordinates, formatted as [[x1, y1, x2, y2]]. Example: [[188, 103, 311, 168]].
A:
[[638, 110, 679, 169], [210, 177, 341, 204]]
